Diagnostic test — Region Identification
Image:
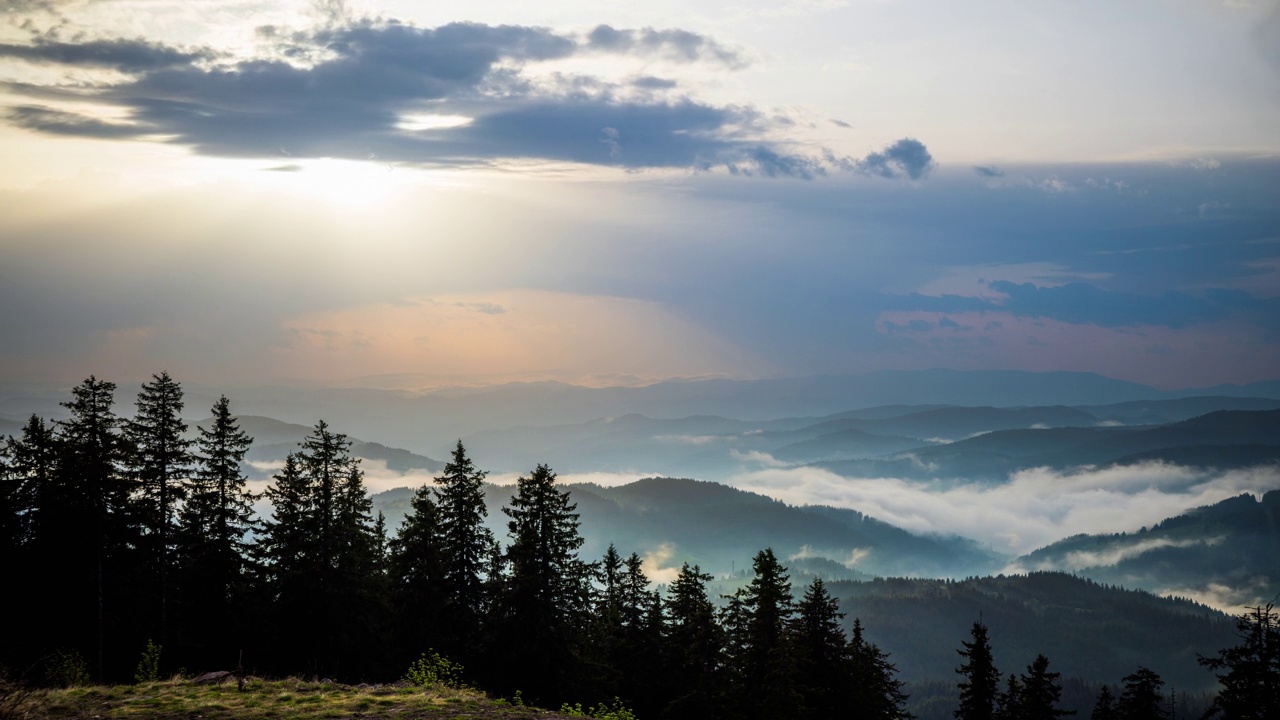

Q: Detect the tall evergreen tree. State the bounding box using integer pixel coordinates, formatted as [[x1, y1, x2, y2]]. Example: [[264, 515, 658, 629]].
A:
[[722, 548, 797, 720], [849, 618, 913, 720], [1198, 603, 1280, 720], [1018, 654, 1071, 720], [791, 578, 849, 720], [616, 552, 663, 716], [956, 620, 1001, 720], [495, 463, 591, 704], [1116, 667, 1166, 720], [256, 453, 313, 673], [176, 395, 256, 669], [1091, 685, 1117, 720], [387, 483, 448, 665], [126, 371, 193, 651], [49, 377, 133, 680], [433, 441, 496, 662], [663, 563, 723, 720], [258, 422, 382, 678], [995, 675, 1023, 720], [1, 416, 55, 557]]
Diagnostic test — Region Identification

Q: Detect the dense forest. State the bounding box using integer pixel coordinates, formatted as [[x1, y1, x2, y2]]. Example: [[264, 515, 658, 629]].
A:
[[2, 374, 1277, 720]]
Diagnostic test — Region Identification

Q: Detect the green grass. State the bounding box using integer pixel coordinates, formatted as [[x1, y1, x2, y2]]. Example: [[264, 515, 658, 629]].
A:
[[29, 676, 576, 720]]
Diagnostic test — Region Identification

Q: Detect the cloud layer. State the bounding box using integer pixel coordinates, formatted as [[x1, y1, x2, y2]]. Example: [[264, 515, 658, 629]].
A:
[[729, 461, 1280, 555], [0, 15, 915, 176]]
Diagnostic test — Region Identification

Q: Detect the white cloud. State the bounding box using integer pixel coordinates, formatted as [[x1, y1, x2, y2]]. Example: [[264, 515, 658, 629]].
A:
[[728, 462, 1280, 555]]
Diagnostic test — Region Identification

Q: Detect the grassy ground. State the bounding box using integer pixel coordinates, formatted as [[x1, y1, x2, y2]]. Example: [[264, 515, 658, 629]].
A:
[[20, 676, 576, 720]]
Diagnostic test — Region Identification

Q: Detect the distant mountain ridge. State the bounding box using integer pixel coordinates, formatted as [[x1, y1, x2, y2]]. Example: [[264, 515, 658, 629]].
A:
[[371, 476, 1006, 580], [1012, 490, 1280, 607]]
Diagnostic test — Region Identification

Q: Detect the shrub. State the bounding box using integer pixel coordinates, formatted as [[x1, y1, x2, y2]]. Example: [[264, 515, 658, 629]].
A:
[[134, 639, 162, 684], [402, 650, 463, 689], [559, 697, 638, 720], [47, 650, 89, 688]]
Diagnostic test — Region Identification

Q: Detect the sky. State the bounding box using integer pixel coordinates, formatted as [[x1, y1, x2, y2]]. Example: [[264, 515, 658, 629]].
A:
[[2, 0, 1279, 391]]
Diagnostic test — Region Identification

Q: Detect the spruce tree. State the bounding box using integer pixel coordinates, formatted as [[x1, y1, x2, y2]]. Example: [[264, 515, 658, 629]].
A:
[[2, 416, 55, 556], [792, 578, 849, 720], [994, 675, 1022, 720], [1199, 603, 1280, 720], [956, 620, 1001, 720], [1116, 667, 1166, 720], [849, 618, 912, 720], [723, 548, 797, 720], [496, 463, 591, 704], [433, 440, 496, 662], [663, 563, 723, 720], [616, 552, 663, 716], [52, 377, 133, 680], [126, 371, 193, 652], [1091, 685, 1117, 720], [176, 395, 256, 669], [257, 453, 314, 673], [1019, 654, 1071, 720], [387, 483, 448, 665]]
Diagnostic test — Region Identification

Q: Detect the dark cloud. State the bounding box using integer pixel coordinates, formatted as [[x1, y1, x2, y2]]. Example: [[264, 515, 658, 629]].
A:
[[0, 19, 839, 176], [585, 25, 745, 67], [854, 138, 936, 180], [8, 105, 144, 138], [973, 165, 1004, 178], [631, 75, 678, 89], [0, 37, 216, 72]]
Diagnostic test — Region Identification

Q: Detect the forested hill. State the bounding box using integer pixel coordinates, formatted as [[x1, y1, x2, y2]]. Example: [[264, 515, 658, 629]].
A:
[[827, 573, 1234, 691], [1012, 490, 1280, 606], [371, 476, 1006, 579]]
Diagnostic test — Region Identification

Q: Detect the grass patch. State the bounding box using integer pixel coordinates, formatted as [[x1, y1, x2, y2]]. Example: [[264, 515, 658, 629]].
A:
[[29, 676, 580, 719]]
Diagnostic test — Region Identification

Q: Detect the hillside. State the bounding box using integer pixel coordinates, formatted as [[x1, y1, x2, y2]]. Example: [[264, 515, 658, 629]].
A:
[[372, 476, 1006, 580], [827, 572, 1234, 692], [1013, 490, 1280, 607], [199, 415, 445, 478]]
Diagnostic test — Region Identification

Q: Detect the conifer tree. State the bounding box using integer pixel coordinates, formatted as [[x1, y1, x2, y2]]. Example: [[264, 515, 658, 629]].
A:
[[1091, 685, 1117, 720], [258, 424, 382, 678], [1, 416, 55, 556], [433, 441, 496, 662], [51, 377, 132, 680], [1018, 654, 1071, 720], [849, 618, 912, 720], [663, 563, 723, 720], [387, 483, 448, 664], [792, 578, 849, 720], [956, 620, 1001, 720], [176, 395, 256, 668], [496, 463, 591, 704], [126, 371, 193, 651], [616, 552, 663, 716], [723, 548, 797, 720], [1116, 667, 1166, 720], [1199, 603, 1280, 720], [994, 674, 1022, 720]]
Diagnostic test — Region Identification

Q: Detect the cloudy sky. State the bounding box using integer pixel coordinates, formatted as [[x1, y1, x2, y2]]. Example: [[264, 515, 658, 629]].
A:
[[2, 0, 1278, 390]]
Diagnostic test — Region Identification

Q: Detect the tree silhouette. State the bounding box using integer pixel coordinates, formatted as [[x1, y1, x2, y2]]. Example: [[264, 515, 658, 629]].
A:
[[1199, 603, 1280, 720], [433, 440, 496, 663], [1090, 685, 1117, 720], [176, 395, 256, 669], [792, 577, 848, 720], [723, 548, 797, 720], [956, 620, 1001, 720], [496, 463, 591, 703], [850, 618, 913, 720], [663, 562, 723, 720], [1117, 667, 1166, 720], [126, 371, 193, 652]]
